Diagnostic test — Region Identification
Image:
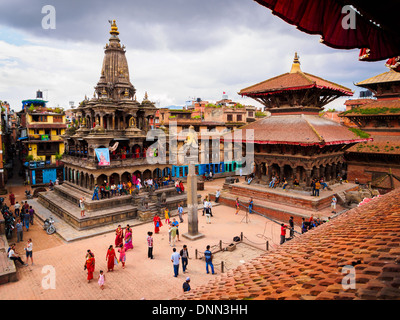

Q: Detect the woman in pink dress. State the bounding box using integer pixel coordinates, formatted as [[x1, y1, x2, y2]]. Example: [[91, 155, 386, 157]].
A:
[[118, 246, 126, 269], [124, 229, 133, 251]]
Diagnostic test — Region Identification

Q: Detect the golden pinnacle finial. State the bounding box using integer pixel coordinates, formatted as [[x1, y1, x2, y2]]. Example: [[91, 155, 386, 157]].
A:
[[290, 52, 302, 73], [109, 19, 119, 36]]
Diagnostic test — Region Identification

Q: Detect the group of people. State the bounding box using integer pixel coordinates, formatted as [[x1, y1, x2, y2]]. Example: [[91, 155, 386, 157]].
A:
[[13, 201, 35, 240], [174, 180, 185, 194], [310, 178, 329, 197], [7, 239, 34, 267]]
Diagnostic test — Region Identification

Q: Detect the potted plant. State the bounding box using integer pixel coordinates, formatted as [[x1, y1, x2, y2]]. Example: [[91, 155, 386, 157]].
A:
[[55, 152, 63, 166]]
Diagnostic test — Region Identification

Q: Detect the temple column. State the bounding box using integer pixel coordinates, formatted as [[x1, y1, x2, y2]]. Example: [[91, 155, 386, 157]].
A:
[[112, 114, 115, 130], [305, 169, 312, 186]]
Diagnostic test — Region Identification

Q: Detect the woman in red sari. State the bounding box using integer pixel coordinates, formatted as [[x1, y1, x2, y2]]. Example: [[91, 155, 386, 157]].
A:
[[106, 245, 116, 272], [115, 225, 123, 248], [85, 250, 95, 283], [153, 214, 162, 234], [179, 181, 185, 193]]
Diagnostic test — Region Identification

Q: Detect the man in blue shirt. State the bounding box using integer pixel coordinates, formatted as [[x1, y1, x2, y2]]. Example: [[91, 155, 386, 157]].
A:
[[204, 245, 216, 275], [171, 248, 180, 277], [177, 204, 184, 223], [92, 184, 100, 200]]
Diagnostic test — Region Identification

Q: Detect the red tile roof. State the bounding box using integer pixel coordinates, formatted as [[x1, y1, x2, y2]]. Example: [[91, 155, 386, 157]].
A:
[[239, 72, 353, 97], [340, 99, 400, 116], [224, 114, 370, 146], [177, 188, 400, 300]]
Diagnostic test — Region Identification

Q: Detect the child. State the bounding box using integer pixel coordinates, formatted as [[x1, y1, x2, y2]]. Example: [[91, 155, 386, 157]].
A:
[[98, 270, 105, 290], [147, 231, 154, 259], [118, 246, 126, 269]]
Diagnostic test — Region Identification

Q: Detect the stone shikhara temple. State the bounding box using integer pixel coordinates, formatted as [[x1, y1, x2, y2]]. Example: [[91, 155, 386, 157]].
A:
[[236, 53, 370, 187]]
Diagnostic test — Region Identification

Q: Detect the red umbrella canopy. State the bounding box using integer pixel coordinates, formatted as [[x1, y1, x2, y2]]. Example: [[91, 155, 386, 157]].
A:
[[254, 0, 400, 67]]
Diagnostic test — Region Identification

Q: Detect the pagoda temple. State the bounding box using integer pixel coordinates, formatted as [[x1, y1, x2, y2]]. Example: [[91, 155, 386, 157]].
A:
[[235, 53, 370, 187], [339, 68, 400, 191]]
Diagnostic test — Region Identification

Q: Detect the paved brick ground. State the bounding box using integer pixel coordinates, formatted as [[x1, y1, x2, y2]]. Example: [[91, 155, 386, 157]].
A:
[[0, 177, 291, 300]]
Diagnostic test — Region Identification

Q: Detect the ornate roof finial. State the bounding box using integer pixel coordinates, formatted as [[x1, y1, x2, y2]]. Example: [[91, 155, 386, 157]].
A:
[[144, 91, 149, 101], [109, 19, 119, 36], [290, 52, 302, 74]]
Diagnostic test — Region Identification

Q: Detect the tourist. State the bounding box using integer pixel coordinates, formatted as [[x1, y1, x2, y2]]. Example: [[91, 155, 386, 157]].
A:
[[289, 216, 294, 238], [98, 270, 105, 290], [9, 191, 15, 206], [92, 184, 100, 201], [235, 198, 240, 215], [115, 225, 124, 248], [24, 238, 33, 265], [202, 198, 208, 216], [16, 219, 23, 243], [14, 201, 20, 217], [124, 227, 133, 251], [172, 218, 180, 241], [248, 198, 253, 214], [147, 231, 154, 259], [80, 197, 85, 217], [106, 245, 116, 272], [215, 189, 220, 203], [314, 180, 321, 197], [23, 208, 30, 232], [8, 244, 27, 266], [207, 199, 213, 217], [164, 207, 170, 225], [205, 205, 211, 224], [331, 196, 337, 214], [177, 204, 184, 223], [183, 277, 191, 292], [170, 222, 178, 247], [204, 245, 215, 275], [280, 224, 288, 245], [171, 247, 180, 277], [180, 245, 189, 273], [153, 213, 162, 234], [118, 245, 126, 269], [28, 206, 35, 225], [85, 250, 95, 283]]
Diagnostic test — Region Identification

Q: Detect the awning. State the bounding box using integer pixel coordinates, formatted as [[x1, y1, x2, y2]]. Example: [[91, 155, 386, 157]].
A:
[[254, 0, 400, 67], [18, 136, 28, 141]]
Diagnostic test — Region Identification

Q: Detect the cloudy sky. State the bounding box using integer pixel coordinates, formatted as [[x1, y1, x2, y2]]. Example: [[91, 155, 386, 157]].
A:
[[0, 0, 387, 112]]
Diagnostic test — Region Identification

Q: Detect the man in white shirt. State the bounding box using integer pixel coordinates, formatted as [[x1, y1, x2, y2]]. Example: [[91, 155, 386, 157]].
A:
[[8, 244, 27, 266], [171, 248, 181, 277]]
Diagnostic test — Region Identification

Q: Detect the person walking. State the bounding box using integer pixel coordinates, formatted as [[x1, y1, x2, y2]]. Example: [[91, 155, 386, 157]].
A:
[[280, 224, 288, 245], [106, 245, 116, 272], [153, 214, 162, 234], [248, 198, 253, 214], [92, 184, 100, 201], [180, 245, 189, 273], [23, 208, 30, 232], [9, 192, 15, 206], [85, 250, 95, 283], [28, 206, 35, 225], [172, 218, 180, 241], [14, 201, 20, 217], [124, 227, 133, 251], [170, 223, 178, 247], [98, 270, 105, 290], [235, 198, 240, 215], [177, 204, 184, 223], [207, 199, 213, 217], [202, 198, 207, 216], [164, 207, 170, 225], [171, 248, 180, 277], [118, 245, 126, 269], [147, 231, 154, 259], [24, 238, 33, 265], [204, 245, 215, 275], [80, 197, 86, 217], [314, 180, 321, 197], [205, 205, 211, 224], [331, 195, 337, 214], [16, 219, 23, 243], [115, 225, 124, 248]]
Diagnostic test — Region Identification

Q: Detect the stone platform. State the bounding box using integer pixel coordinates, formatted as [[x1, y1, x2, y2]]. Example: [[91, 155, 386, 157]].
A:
[[37, 181, 194, 232]]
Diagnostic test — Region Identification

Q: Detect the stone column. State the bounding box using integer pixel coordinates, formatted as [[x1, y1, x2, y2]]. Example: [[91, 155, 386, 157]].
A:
[[182, 155, 204, 241]]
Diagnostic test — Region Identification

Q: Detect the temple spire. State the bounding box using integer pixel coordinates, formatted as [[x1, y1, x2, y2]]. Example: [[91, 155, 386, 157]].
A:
[[290, 52, 302, 73], [109, 19, 119, 36]]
